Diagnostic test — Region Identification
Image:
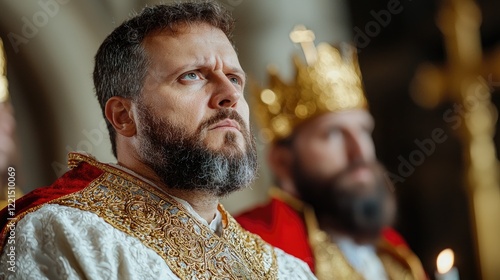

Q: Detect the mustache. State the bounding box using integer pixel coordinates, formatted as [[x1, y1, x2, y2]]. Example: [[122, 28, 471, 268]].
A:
[[331, 160, 394, 193], [197, 109, 247, 133], [335, 159, 372, 178]]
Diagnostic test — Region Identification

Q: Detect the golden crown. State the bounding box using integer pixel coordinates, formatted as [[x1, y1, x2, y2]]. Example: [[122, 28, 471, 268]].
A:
[[254, 26, 368, 143]]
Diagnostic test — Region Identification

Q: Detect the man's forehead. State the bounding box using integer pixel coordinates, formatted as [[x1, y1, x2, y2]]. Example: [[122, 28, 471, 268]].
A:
[[302, 110, 373, 131], [321, 110, 373, 123], [142, 23, 230, 50], [142, 23, 240, 67]]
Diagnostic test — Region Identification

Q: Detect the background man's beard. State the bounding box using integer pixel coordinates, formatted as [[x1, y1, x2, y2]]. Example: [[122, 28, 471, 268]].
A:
[[293, 160, 395, 241], [136, 103, 258, 197]]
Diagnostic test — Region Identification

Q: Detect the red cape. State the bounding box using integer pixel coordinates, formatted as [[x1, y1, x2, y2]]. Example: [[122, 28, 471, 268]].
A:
[[0, 161, 103, 243], [236, 197, 409, 272]]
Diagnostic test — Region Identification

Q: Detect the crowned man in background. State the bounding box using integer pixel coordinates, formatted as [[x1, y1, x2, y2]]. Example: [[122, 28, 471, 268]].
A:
[[236, 29, 426, 280], [0, 2, 315, 279]]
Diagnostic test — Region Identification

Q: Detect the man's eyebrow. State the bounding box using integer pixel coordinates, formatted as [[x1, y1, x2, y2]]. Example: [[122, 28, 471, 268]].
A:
[[154, 62, 247, 82], [172, 60, 206, 73], [236, 70, 248, 86], [229, 67, 246, 76], [158, 61, 204, 81], [223, 66, 247, 81]]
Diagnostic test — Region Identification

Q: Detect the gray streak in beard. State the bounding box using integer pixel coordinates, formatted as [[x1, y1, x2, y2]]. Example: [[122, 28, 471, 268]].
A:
[[135, 102, 258, 197]]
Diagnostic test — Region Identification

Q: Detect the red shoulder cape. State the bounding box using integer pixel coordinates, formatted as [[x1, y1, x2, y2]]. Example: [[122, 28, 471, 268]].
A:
[[236, 198, 315, 269], [0, 161, 103, 241], [235, 198, 409, 272]]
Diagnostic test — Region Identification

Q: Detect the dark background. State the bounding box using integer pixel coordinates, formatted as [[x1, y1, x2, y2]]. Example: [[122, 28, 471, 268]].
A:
[[347, 0, 500, 279]]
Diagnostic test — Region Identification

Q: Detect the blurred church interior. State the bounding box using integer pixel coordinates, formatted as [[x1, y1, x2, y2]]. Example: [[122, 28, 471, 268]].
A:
[[1, 0, 499, 278]]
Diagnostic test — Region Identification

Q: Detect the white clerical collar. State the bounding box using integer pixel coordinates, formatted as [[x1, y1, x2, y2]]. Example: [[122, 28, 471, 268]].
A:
[[334, 235, 388, 280], [109, 163, 223, 236]]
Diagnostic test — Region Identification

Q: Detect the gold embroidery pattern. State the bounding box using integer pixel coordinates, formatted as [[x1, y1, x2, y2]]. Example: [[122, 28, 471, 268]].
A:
[[55, 153, 278, 279], [309, 229, 363, 280]]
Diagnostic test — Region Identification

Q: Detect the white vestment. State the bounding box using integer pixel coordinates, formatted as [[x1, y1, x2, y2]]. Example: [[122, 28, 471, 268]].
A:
[[1, 204, 315, 279], [0, 154, 316, 280]]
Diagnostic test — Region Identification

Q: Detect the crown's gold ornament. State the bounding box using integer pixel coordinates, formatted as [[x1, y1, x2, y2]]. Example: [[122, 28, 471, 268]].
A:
[[255, 25, 368, 143], [0, 39, 9, 103]]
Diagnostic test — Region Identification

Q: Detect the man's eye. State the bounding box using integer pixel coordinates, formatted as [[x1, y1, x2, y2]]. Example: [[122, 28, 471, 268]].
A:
[[327, 128, 341, 138], [228, 76, 241, 85], [180, 72, 201, 81]]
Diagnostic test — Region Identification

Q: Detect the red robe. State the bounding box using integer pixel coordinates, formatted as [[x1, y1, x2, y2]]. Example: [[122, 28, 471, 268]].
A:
[[236, 197, 424, 278]]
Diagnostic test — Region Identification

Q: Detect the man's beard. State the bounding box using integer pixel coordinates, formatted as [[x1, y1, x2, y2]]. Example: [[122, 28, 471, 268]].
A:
[[135, 102, 258, 197], [293, 159, 395, 240]]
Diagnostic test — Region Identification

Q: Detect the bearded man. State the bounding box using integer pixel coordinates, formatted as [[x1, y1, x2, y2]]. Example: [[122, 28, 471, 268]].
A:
[[0, 2, 315, 279], [236, 40, 426, 280]]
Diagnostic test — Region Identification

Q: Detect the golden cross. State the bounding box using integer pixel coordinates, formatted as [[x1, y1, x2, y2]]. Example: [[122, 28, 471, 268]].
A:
[[0, 39, 8, 103], [411, 0, 500, 279], [289, 25, 318, 65]]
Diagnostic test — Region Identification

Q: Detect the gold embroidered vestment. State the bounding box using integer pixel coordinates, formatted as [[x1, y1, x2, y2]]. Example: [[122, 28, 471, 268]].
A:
[[52, 153, 278, 279]]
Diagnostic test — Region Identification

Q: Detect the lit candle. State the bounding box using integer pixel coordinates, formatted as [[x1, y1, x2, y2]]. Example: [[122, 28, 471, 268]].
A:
[[435, 248, 459, 280]]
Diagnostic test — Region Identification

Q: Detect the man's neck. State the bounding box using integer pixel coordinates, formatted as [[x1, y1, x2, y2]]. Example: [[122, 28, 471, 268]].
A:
[[117, 156, 219, 224], [165, 188, 220, 224]]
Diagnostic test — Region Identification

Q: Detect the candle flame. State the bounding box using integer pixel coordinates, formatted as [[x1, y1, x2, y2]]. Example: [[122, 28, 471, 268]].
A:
[[437, 248, 455, 274]]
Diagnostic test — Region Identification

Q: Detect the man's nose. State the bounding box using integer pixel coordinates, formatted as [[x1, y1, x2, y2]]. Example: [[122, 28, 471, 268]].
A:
[[209, 75, 240, 109], [345, 131, 373, 163]]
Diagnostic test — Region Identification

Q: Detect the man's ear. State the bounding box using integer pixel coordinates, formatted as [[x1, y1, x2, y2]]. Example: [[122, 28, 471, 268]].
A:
[[104, 96, 136, 137]]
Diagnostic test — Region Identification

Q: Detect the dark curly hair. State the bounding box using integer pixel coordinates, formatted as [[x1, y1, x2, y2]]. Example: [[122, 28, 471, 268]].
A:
[[93, 1, 235, 157]]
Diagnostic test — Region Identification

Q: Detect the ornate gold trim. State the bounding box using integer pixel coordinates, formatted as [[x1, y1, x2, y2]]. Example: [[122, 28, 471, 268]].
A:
[[2, 153, 278, 279], [61, 153, 278, 279], [304, 206, 364, 279], [270, 187, 423, 280], [0, 174, 104, 254], [377, 238, 426, 280]]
